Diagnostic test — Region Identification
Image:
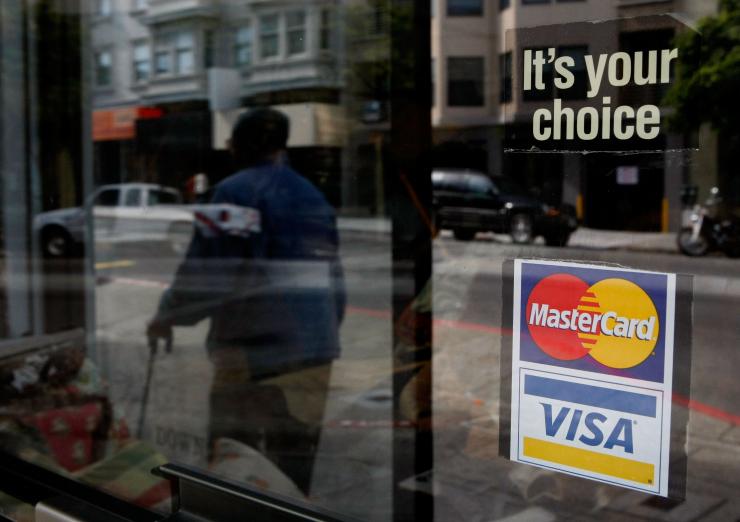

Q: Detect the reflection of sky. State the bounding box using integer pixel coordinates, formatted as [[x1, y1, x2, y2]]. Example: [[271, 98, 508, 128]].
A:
[[519, 262, 668, 384]]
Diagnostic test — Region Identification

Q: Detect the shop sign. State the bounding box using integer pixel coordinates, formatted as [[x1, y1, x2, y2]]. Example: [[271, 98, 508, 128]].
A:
[[93, 106, 162, 142], [509, 259, 676, 496]]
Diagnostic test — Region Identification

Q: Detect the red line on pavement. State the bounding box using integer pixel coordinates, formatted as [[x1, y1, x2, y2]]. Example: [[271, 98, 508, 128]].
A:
[[101, 288, 740, 429], [433, 318, 509, 335], [672, 393, 740, 427], [347, 306, 740, 427], [346, 306, 509, 335]]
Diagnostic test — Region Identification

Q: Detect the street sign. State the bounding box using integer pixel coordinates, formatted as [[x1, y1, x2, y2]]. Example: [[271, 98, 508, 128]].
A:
[[617, 166, 640, 185], [508, 259, 676, 496]]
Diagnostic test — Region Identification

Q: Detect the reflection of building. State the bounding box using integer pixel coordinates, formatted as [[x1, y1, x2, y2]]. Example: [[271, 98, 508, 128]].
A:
[[91, 0, 343, 204], [430, 0, 719, 231], [342, 0, 391, 215]]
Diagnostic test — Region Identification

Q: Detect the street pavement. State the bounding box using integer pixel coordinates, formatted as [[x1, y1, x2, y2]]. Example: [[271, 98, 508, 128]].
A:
[[91, 228, 740, 521]]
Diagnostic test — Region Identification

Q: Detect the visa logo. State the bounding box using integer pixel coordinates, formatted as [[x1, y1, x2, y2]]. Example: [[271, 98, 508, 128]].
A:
[[541, 403, 634, 454]]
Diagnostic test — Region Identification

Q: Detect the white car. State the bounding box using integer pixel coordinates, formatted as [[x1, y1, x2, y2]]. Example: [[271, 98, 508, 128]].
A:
[[35, 183, 260, 258]]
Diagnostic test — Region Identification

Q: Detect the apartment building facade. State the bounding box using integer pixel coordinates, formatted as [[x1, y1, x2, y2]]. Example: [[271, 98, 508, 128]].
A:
[[90, 0, 345, 203]]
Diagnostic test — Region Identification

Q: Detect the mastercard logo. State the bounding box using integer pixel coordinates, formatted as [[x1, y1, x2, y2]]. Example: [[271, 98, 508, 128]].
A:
[[525, 273, 659, 369]]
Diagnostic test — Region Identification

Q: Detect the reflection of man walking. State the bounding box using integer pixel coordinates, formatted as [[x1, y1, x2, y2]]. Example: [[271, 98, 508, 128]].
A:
[[147, 108, 345, 494]]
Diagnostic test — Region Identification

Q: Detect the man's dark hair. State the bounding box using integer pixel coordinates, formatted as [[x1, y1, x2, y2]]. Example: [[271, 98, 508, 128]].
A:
[[231, 108, 290, 167]]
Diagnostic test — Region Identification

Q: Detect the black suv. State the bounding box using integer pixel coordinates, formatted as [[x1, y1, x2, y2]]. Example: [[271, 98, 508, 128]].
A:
[[432, 169, 578, 245]]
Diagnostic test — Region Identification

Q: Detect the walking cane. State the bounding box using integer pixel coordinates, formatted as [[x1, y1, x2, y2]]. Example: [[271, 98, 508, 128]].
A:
[[137, 332, 172, 439]]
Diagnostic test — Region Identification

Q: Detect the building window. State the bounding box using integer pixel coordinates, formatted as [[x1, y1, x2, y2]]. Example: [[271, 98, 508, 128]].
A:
[[154, 50, 171, 75], [522, 0, 550, 4], [175, 32, 194, 74], [94, 50, 112, 86], [286, 11, 306, 56], [153, 31, 195, 76], [260, 14, 279, 59], [319, 9, 333, 51], [500, 0, 510, 9], [132, 0, 148, 11], [447, 56, 484, 106], [447, 0, 483, 16], [235, 25, 253, 66], [132, 42, 150, 82], [500, 52, 512, 103], [97, 0, 112, 17], [557, 45, 588, 100]]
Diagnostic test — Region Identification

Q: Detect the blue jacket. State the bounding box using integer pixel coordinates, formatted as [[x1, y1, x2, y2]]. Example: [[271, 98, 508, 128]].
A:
[[156, 161, 345, 377]]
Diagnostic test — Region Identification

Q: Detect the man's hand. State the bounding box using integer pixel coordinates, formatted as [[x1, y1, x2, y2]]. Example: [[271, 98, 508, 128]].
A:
[[147, 317, 172, 340]]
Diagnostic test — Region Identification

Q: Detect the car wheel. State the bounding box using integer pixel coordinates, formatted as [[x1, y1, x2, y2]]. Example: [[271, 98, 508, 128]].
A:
[[168, 222, 193, 256], [677, 227, 709, 256], [510, 214, 534, 244], [42, 227, 72, 258], [453, 229, 476, 241]]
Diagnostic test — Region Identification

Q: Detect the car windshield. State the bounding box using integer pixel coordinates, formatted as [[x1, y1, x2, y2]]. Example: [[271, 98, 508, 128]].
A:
[[148, 189, 181, 205], [492, 176, 529, 196]]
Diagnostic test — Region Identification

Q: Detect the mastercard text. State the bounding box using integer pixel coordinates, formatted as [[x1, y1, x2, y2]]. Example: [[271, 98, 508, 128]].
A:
[[528, 302, 657, 341]]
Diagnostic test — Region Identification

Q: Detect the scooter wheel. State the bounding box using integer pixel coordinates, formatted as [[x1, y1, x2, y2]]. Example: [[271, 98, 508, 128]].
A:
[[677, 227, 710, 256]]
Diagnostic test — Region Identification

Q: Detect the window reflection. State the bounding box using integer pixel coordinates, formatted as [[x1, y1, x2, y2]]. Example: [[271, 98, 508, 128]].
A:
[[0, 0, 738, 521]]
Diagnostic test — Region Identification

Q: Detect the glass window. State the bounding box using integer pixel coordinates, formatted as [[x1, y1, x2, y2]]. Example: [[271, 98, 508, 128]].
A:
[[175, 32, 195, 74], [124, 188, 142, 207], [97, 0, 112, 17], [148, 189, 180, 205], [447, 56, 484, 106], [447, 0, 483, 16], [319, 9, 333, 51], [286, 10, 306, 55], [133, 42, 150, 82], [154, 49, 171, 75], [467, 174, 494, 194], [235, 25, 253, 66], [94, 188, 120, 206], [4, 2, 740, 522], [259, 14, 279, 59], [94, 49, 112, 86], [133, 0, 148, 10]]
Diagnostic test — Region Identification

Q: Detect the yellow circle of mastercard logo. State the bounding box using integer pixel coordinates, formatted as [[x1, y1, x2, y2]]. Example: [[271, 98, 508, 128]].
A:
[[578, 278, 659, 368], [526, 275, 659, 369]]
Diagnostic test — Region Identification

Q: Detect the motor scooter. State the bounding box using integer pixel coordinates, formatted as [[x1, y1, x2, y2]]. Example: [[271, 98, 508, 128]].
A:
[[678, 187, 740, 257]]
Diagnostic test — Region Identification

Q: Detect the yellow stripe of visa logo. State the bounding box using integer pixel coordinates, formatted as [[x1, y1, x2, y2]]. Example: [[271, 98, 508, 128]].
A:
[[523, 437, 655, 485]]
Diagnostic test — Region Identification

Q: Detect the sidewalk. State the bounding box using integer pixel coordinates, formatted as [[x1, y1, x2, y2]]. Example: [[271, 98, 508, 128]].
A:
[[338, 216, 679, 254]]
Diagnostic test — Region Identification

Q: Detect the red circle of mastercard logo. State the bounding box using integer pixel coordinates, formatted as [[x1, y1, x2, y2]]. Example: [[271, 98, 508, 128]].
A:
[[525, 273, 659, 369]]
